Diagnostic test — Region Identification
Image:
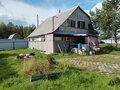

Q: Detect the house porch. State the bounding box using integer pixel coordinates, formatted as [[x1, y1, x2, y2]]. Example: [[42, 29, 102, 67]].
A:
[[54, 34, 90, 53]]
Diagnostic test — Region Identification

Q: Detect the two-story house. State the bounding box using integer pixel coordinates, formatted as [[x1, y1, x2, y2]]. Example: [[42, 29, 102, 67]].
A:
[[28, 6, 98, 54]]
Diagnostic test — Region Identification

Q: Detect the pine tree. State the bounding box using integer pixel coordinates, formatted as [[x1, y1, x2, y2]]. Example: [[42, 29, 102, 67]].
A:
[[0, 22, 6, 38], [90, 0, 120, 47]]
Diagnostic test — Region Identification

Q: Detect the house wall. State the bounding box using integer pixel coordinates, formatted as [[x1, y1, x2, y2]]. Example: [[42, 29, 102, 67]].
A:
[[59, 8, 90, 33], [29, 34, 53, 54]]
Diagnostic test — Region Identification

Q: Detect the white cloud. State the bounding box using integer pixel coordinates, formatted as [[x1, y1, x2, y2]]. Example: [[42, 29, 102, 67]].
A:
[[91, 2, 102, 11], [84, 2, 102, 16], [0, 0, 102, 26], [0, 0, 67, 26]]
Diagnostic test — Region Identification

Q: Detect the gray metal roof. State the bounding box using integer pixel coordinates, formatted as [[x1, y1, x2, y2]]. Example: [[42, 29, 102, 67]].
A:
[[28, 6, 90, 37]]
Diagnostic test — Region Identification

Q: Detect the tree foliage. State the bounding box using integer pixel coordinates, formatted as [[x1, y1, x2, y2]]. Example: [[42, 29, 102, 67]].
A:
[[0, 22, 36, 39], [90, 0, 120, 47]]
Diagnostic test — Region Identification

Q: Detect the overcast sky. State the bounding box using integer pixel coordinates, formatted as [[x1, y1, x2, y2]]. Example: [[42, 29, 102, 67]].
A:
[[0, 0, 102, 26]]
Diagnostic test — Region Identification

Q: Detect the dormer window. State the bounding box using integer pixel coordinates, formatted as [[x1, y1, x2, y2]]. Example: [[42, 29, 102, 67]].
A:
[[71, 20, 75, 27], [67, 19, 76, 27], [77, 21, 85, 29]]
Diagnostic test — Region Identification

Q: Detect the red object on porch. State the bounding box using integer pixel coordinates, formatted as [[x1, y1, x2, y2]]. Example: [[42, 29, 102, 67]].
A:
[[96, 48, 100, 51], [89, 36, 92, 48], [62, 37, 66, 41]]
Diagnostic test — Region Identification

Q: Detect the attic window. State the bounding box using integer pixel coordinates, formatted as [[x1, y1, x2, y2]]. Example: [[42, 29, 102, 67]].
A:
[[67, 19, 76, 27], [67, 19, 71, 27], [77, 21, 85, 29], [71, 20, 75, 27]]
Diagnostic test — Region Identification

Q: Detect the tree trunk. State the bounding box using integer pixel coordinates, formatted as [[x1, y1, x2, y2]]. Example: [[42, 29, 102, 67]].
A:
[[114, 31, 118, 48]]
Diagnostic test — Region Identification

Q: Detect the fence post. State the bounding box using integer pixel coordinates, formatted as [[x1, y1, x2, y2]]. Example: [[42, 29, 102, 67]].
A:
[[13, 41, 15, 49], [27, 41, 28, 48]]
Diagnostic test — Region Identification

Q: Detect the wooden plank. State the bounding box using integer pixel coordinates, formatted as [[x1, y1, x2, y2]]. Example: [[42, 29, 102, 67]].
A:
[[30, 72, 62, 83], [57, 43, 62, 54]]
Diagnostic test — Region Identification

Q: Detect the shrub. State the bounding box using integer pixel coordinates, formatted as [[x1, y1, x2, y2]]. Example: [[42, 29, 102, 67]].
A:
[[20, 57, 56, 76], [100, 44, 120, 54], [20, 58, 45, 76]]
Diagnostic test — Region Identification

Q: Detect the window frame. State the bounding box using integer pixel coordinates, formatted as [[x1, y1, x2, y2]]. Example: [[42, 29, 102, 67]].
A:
[[77, 21, 85, 29], [67, 19, 76, 28]]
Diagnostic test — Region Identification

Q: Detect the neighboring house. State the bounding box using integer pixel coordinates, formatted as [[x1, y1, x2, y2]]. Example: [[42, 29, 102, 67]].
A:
[[8, 33, 24, 39], [101, 29, 120, 44], [101, 38, 120, 44], [28, 6, 98, 54]]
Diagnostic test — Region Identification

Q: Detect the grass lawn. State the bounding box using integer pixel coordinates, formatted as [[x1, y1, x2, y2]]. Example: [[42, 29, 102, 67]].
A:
[[0, 47, 120, 90]]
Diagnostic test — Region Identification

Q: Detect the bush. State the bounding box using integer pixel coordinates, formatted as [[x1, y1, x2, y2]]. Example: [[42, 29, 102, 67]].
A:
[[20, 57, 57, 77], [20, 58, 45, 76], [100, 44, 120, 54]]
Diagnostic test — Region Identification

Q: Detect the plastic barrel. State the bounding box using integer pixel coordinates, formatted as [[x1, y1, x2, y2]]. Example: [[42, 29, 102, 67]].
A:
[[78, 43, 82, 49]]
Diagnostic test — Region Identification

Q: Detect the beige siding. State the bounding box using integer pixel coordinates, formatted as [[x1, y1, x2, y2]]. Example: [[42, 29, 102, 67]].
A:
[[59, 8, 90, 33], [29, 34, 53, 54]]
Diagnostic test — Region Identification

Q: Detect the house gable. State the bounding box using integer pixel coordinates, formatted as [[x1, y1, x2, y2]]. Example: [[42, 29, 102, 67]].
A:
[[58, 7, 91, 34], [28, 6, 91, 38]]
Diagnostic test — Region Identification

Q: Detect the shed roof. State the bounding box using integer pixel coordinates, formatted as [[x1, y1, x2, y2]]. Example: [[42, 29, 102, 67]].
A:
[[28, 6, 90, 38], [8, 33, 16, 39]]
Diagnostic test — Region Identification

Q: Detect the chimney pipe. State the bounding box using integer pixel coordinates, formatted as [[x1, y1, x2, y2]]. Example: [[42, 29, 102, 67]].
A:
[[37, 14, 39, 27], [59, 9, 61, 13]]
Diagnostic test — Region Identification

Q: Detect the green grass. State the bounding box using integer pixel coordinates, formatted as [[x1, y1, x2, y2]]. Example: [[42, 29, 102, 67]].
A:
[[0, 48, 120, 90], [2, 69, 120, 90]]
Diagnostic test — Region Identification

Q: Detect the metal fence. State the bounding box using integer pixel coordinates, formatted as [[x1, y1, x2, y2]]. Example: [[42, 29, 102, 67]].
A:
[[102, 38, 120, 44], [0, 39, 28, 50]]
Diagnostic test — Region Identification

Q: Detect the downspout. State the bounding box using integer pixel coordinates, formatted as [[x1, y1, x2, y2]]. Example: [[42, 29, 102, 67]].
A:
[[52, 16, 54, 53]]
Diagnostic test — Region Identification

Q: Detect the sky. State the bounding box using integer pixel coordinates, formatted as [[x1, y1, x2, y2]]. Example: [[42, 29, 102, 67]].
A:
[[0, 0, 103, 26]]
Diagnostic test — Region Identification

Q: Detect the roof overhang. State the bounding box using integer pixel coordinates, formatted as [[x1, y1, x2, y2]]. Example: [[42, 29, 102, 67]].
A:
[[54, 31, 90, 37]]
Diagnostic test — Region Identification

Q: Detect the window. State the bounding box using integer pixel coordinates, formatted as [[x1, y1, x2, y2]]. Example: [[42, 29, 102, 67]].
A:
[[77, 21, 85, 29], [32, 35, 45, 42], [67, 19, 71, 27], [41, 35, 45, 41], [81, 22, 85, 29], [77, 21, 80, 28], [67, 19, 76, 27], [71, 20, 75, 27]]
